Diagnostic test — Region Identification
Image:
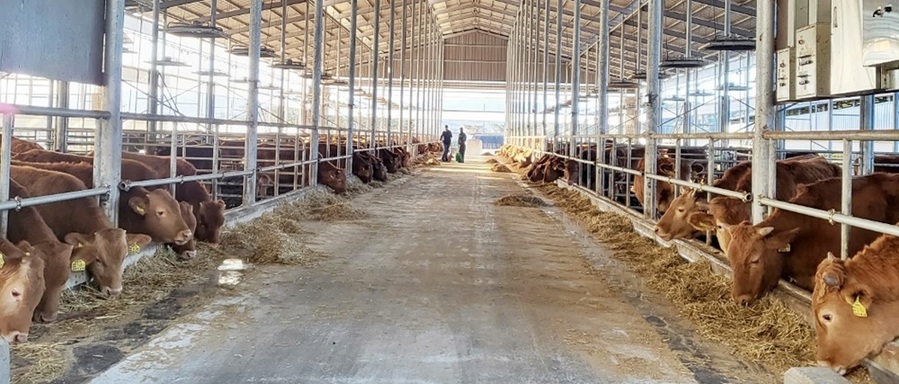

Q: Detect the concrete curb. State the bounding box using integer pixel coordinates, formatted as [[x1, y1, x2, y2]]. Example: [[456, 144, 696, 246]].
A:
[[784, 367, 851, 384]]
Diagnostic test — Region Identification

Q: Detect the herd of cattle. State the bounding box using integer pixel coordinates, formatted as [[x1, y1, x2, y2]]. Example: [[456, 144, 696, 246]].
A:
[[499, 143, 899, 374], [0, 134, 439, 351]]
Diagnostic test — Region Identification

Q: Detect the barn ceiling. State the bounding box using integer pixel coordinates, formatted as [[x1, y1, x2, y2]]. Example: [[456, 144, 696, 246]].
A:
[[127, 0, 757, 78]]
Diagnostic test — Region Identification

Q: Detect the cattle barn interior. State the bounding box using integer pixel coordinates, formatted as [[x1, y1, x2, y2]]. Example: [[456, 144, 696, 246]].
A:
[[2, 0, 899, 382]]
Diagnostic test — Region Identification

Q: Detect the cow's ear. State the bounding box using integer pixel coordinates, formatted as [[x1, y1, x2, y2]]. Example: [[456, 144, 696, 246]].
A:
[[129, 195, 149, 216], [126, 234, 153, 249], [688, 212, 717, 231], [764, 227, 800, 250], [214, 199, 225, 208], [64, 232, 93, 247], [15, 240, 34, 257]]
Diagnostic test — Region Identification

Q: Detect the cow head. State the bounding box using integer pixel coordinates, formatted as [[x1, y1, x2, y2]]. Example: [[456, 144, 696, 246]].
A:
[[30, 240, 74, 323], [705, 197, 752, 253], [380, 150, 399, 173], [813, 252, 899, 375], [0, 240, 46, 344], [196, 199, 226, 245], [171, 202, 199, 260], [353, 155, 373, 183], [726, 223, 800, 305], [65, 229, 152, 296], [371, 156, 388, 182], [255, 173, 273, 199], [654, 189, 708, 241], [318, 162, 347, 194], [129, 188, 193, 245]]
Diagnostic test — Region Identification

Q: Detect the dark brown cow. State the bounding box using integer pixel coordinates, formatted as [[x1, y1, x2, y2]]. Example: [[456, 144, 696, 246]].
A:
[[10, 165, 153, 295], [0, 240, 45, 344], [726, 173, 899, 305], [5, 179, 73, 322], [813, 237, 899, 374], [633, 156, 706, 213], [352, 151, 374, 183], [11, 160, 193, 246]]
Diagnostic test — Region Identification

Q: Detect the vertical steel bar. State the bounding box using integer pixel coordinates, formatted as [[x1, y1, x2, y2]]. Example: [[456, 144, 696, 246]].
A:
[[399, 0, 406, 150], [643, 0, 661, 219], [148, 0, 160, 144], [311, 0, 324, 173], [860, 94, 875, 175], [96, 0, 125, 222], [597, 0, 609, 194], [243, 0, 261, 205], [386, 0, 395, 146], [0, 115, 13, 237], [752, 0, 775, 223], [542, 0, 549, 141], [570, 0, 581, 159], [408, 0, 416, 147], [56, 81, 69, 152], [841, 138, 852, 259], [348, 0, 358, 165], [531, 0, 539, 143], [554, 0, 562, 147], [370, 0, 381, 149]]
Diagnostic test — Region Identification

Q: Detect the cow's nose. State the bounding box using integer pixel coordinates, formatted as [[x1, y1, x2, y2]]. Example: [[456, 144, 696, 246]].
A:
[[735, 294, 754, 306], [34, 311, 57, 323], [181, 230, 193, 240], [11, 332, 28, 344], [103, 286, 123, 296]]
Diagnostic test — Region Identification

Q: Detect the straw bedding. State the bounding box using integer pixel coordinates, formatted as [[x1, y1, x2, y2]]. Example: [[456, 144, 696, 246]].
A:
[[490, 163, 512, 173], [519, 171, 872, 382]]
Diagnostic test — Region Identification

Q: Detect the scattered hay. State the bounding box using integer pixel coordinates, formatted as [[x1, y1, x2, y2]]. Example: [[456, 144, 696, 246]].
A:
[[309, 202, 368, 221], [250, 231, 323, 265], [424, 158, 440, 166], [12, 342, 66, 384], [399, 168, 412, 175], [494, 194, 548, 208], [486, 158, 499, 164], [534, 183, 819, 375], [490, 163, 512, 173], [345, 179, 374, 196]]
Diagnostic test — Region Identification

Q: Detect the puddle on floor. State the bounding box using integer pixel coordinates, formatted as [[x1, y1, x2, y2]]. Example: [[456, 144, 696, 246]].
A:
[[217, 259, 252, 286]]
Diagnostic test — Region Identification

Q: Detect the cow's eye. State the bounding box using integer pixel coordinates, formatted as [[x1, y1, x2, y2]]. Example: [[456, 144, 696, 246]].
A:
[[677, 208, 685, 213], [823, 314, 832, 322], [11, 289, 20, 298], [157, 210, 165, 216]]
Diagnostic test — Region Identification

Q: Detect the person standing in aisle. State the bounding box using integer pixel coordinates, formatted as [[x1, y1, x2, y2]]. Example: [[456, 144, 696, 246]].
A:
[[441, 125, 453, 162], [456, 127, 467, 163]]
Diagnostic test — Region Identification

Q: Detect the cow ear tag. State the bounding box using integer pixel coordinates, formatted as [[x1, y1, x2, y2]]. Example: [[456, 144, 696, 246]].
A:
[[71, 260, 86, 272], [0, 253, 6, 269], [129, 243, 141, 255], [852, 296, 868, 318], [778, 243, 791, 253], [76, 242, 83, 248]]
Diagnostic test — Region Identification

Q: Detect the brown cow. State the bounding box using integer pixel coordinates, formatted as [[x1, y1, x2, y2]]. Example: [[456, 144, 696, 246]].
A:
[[11, 160, 193, 246], [700, 157, 841, 252], [654, 156, 838, 245], [0, 134, 44, 154], [633, 156, 706, 213], [812, 235, 899, 375], [10, 165, 153, 295], [170, 202, 198, 259], [726, 173, 899, 305], [120, 152, 226, 245], [0, 240, 45, 344], [5, 179, 73, 322]]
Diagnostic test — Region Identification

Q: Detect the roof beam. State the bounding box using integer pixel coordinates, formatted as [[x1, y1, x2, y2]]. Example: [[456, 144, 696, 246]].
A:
[[193, 0, 308, 22]]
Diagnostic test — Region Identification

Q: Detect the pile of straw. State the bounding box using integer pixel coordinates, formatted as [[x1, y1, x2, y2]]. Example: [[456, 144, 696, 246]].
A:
[[490, 164, 512, 173], [485, 158, 499, 164], [494, 194, 548, 208]]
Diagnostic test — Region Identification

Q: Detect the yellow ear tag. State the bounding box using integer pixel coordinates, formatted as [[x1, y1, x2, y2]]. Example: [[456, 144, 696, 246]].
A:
[[135, 206, 145, 214], [778, 243, 791, 253], [852, 296, 868, 318], [24, 252, 30, 257], [71, 260, 86, 272], [129, 243, 141, 255], [76, 243, 83, 248], [0, 253, 5, 269]]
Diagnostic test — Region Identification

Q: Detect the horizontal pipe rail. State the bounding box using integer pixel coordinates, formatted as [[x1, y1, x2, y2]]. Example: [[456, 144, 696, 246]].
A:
[[0, 187, 109, 211], [763, 130, 899, 141], [758, 197, 899, 238], [119, 170, 254, 191]]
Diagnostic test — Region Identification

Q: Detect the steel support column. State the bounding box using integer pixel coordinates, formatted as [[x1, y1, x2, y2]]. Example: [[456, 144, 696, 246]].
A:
[[370, 0, 381, 148], [597, 0, 610, 194], [752, 0, 775, 223], [0, 115, 13, 237], [242, 0, 262, 205], [96, 0, 126, 221], [347, 0, 358, 167], [398, 0, 407, 148], [860, 94, 875, 175], [542, 0, 549, 139], [570, 0, 581, 158], [643, 0, 662, 219], [554, 0, 562, 148]]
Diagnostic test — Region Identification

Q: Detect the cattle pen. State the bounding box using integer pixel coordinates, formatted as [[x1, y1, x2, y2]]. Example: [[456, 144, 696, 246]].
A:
[[2, 0, 899, 383]]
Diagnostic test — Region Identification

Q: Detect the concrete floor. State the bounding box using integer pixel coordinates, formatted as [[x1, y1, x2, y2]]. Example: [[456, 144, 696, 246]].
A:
[[88, 156, 772, 384]]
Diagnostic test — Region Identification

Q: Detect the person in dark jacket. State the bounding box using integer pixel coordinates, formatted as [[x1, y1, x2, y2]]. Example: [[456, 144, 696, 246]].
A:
[[440, 125, 452, 162], [457, 128, 467, 163]]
